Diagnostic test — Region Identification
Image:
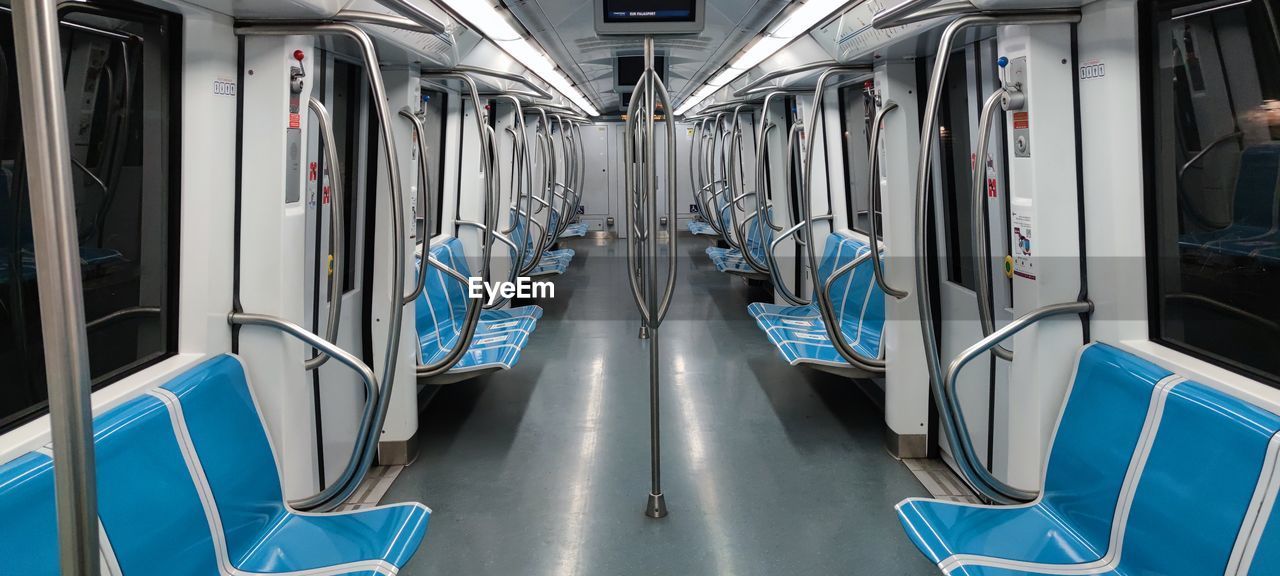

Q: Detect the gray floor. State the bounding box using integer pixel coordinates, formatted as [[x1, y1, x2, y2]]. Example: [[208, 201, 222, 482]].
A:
[[385, 234, 938, 576]]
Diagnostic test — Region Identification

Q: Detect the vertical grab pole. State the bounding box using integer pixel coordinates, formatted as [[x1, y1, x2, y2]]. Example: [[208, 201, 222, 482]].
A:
[[12, 1, 102, 573], [643, 35, 667, 519]]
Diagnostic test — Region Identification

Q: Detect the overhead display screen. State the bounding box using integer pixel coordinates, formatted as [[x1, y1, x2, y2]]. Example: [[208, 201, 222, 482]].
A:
[[602, 0, 697, 23], [595, 0, 705, 35]]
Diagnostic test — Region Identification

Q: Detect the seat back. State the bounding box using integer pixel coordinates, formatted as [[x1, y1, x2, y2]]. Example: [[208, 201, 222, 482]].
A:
[[742, 209, 774, 264], [1118, 380, 1280, 575], [0, 453, 61, 575], [94, 392, 225, 575], [818, 233, 887, 358], [160, 355, 289, 564], [1037, 344, 1172, 553], [1234, 143, 1280, 231], [416, 237, 471, 355]]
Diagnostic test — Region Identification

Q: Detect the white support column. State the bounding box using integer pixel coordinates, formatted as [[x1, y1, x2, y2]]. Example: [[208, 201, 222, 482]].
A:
[[375, 66, 421, 464], [876, 61, 929, 458], [238, 35, 318, 498], [998, 24, 1085, 488]]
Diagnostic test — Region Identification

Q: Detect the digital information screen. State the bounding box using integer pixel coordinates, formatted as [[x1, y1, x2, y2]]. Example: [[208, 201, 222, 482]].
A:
[[602, 0, 697, 23]]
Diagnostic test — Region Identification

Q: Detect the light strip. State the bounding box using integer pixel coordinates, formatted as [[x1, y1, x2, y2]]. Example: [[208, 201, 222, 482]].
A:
[[441, 0, 599, 116], [674, 0, 851, 116]]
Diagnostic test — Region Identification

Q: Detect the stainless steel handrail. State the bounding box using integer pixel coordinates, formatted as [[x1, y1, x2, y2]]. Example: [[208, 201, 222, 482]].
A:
[[624, 37, 679, 519], [911, 12, 1082, 505], [306, 97, 347, 369], [800, 66, 884, 372], [867, 100, 908, 300], [13, 1, 101, 571], [227, 312, 378, 511], [236, 21, 409, 513], [403, 108, 434, 306], [972, 89, 1014, 360], [373, 0, 448, 34], [733, 62, 841, 97], [942, 300, 1093, 501]]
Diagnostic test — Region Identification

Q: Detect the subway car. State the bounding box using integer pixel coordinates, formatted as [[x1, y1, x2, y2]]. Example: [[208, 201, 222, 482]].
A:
[[2, 0, 1279, 574]]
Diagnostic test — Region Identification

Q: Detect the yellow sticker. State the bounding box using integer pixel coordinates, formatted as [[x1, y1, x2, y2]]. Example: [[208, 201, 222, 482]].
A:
[[1003, 255, 1015, 279]]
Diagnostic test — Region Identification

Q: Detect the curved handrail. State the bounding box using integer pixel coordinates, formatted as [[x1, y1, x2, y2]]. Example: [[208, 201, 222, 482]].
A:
[[942, 300, 1093, 502], [623, 72, 651, 323], [800, 65, 884, 372], [766, 215, 832, 306], [911, 12, 1082, 505], [227, 312, 377, 511], [400, 107, 432, 306], [972, 89, 1013, 360], [866, 100, 908, 300], [306, 97, 347, 370], [235, 22, 407, 512]]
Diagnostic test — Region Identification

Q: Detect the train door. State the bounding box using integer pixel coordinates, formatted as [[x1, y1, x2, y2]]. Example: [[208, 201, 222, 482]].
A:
[[578, 123, 610, 233], [925, 37, 1015, 474], [302, 51, 372, 490]]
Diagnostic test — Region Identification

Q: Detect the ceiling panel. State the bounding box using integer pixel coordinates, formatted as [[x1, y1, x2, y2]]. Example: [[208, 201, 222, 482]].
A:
[[504, 0, 789, 113]]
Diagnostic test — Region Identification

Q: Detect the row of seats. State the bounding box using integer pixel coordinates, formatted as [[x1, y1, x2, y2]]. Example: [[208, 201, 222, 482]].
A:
[[898, 343, 1280, 575], [0, 355, 429, 575]]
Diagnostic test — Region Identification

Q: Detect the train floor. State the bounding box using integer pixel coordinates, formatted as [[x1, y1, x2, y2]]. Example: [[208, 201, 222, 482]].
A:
[[383, 234, 938, 575]]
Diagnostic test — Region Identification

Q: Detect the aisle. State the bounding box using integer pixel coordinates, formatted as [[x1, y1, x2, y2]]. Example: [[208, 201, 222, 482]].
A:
[[384, 234, 936, 575]]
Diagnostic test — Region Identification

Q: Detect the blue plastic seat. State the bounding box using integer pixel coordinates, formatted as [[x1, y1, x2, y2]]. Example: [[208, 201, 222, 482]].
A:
[[419, 237, 542, 377], [0, 355, 429, 575], [687, 219, 718, 236], [705, 210, 772, 276], [747, 233, 885, 368], [898, 344, 1280, 576], [559, 221, 589, 239], [511, 209, 575, 276]]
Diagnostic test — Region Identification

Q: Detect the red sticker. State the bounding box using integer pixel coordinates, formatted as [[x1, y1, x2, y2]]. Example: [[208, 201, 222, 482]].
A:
[[289, 113, 301, 129], [322, 185, 331, 205], [1013, 112, 1030, 130], [308, 162, 317, 182]]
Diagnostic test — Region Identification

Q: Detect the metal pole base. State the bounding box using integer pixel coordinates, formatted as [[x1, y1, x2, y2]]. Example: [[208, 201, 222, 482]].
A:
[[638, 325, 650, 339], [645, 492, 668, 518]]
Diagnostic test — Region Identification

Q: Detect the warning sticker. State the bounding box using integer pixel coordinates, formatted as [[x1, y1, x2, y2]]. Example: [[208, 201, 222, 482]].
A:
[[1012, 211, 1036, 280], [1013, 112, 1030, 130]]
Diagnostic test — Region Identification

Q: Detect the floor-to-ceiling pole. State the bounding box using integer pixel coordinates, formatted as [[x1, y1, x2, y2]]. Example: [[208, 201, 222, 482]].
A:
[[643, 34, 668, 519], [12, 1, 102, 573]]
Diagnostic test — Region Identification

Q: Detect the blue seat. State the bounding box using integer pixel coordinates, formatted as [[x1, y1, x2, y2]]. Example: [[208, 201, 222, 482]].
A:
[[687, 219, 717, 236], [705, 209, 772, 276], [419, 237, 542, 378], [898, 344, 1280, 576], [747, 233, 885, 368], [1180, 143, 1280, 263], [559, 221, 589, 239], [511, 209, 575, 276], [0, 355, 429, 575]]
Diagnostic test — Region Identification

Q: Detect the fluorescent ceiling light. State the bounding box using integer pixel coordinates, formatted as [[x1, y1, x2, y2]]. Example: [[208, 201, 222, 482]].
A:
[[674, 0, 850, 117], [440, 0, 599, 116]]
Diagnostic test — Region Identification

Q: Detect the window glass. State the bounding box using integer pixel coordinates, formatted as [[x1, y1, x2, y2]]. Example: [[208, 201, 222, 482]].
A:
[[936, 50, 976, 290], [1149, 0, 1280, 385], [839, 82, 878, 236], [420, 90, 446, 237], [0, 3, 180, 432]]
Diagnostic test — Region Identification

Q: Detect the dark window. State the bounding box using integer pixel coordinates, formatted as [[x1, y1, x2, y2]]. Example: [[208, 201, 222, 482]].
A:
[[331, 59, 363, 292], [420, 90, 447, 237], [839, 81, 878, 236], [1147, 0, 1280, 386], [936, 50, 976, 289], [0, 2, 181, 432]]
